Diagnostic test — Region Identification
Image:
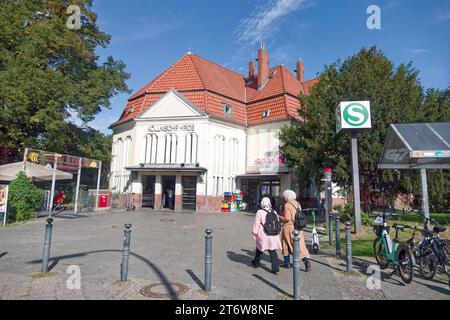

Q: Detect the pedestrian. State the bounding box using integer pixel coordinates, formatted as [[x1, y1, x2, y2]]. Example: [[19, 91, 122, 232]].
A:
[[279, 190, 311, 271], [251, 197, 282, 274]]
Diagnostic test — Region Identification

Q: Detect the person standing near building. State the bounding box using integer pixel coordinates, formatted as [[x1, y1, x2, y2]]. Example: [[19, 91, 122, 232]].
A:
[[166, 188, 174, 209], [251, 197, 282, 274], [279, 190, 311, 271]]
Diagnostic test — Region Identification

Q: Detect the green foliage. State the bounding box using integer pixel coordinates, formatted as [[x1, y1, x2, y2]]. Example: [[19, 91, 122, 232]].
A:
[[280, 46, 450, 211], [0, 0, 130, 170], [8, 171, 42, 221]]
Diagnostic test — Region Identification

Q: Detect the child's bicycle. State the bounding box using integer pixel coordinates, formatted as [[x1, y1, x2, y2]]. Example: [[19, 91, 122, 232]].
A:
[[372, 212, 414, 284], [310, 209, 320, 254]]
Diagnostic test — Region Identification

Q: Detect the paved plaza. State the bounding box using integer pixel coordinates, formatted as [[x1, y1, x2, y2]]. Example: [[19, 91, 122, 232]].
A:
[[0, 210, 448, 300]]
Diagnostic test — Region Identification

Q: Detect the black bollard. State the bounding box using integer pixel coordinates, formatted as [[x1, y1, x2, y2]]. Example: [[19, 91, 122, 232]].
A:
[[293, 230, 301, 300], [345, 221, 352, 272], [328, 213, 333, 245], [120, 224, 132, 281], [204, 229, 213, 292], [335, 214, 341, 257], [41, 218, 54, 273]]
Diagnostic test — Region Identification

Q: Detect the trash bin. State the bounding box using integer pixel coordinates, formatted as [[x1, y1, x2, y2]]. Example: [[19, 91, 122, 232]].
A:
[[88, 189, 111, 211], [99, 195, 108, 208]]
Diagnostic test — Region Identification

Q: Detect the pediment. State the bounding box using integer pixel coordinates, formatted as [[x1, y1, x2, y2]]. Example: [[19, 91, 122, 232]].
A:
[[138, 89, 207, 119]]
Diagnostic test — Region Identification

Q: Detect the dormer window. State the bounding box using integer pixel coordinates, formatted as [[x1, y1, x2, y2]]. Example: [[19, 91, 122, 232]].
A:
[[262, 109, 270, 118], [127, 106, 134, 114], [223, 103, 233, 117]]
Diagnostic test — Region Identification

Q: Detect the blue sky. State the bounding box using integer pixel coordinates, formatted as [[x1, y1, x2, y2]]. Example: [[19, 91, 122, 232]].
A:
[[90, 0, 450, 134]]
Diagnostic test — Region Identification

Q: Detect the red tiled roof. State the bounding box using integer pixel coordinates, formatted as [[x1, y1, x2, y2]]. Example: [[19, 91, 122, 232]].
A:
[[112, 52, 317, 127]]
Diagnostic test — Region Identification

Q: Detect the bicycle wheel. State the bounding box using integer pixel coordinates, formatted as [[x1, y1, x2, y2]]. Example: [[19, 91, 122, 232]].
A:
[[374, 238, 389, 269], [397, 248, 414, 284], [418, 244, 437, 280]]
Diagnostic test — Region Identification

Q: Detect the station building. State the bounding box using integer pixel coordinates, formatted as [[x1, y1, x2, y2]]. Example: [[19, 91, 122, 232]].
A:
[[109, 46, 318, 211]]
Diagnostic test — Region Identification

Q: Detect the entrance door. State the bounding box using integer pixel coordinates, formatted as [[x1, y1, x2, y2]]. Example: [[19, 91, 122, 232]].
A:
[[161, 176, 176, 209], [142, 176, 155, 208], [182, 176, 197, 211]]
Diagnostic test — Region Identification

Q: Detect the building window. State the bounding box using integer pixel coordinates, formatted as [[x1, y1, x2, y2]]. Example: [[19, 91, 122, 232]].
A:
[[262, 109, 270, 117], [223, 103, 232, 117], [184, 132, 198, 164], [143, 134, 158, 164], [164, 133, 177, 164]]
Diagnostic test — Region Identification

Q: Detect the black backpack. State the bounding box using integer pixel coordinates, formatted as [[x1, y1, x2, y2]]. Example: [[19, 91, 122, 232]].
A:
[[262, 209, 281, 236], [290, 203, 307, 230]]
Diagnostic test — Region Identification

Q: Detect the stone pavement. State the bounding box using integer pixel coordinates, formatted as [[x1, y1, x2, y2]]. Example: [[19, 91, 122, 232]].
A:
[[0, 210, 448, 300]]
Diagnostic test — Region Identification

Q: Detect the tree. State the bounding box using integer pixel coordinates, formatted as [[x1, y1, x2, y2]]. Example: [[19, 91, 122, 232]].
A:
[[0, 0, 130, 164], [280, 46, 448, 210], [9, 171, 42, 221]]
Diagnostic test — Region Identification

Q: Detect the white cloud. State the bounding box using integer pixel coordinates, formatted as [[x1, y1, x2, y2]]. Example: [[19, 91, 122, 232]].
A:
[[235, 0, 313, 45]]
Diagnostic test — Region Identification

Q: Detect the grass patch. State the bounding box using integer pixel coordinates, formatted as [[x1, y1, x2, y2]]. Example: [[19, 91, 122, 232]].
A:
[[396, 213, 450, 226]]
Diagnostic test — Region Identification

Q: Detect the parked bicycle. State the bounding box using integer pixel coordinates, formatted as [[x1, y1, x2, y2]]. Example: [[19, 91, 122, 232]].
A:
[[414, 217, 449, 285], [372, 212, 414, 284]]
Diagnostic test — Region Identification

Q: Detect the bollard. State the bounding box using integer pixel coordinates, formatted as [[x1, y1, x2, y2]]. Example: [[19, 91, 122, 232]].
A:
[[328, 213, 333, 245], [345, 221, 352, 272], [120, 224, 132, 281], [204, 229, 213, 292], [41, 218, 54, 273], [293, 230, 301, 300], [335, 214, 341, 257]]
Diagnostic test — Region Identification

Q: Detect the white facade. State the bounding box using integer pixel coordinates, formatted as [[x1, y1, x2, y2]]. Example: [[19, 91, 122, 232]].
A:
[[110, 89, 259, 211]]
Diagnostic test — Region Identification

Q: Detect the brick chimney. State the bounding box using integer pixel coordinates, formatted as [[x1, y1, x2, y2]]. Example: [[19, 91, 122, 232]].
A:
[[296, 59, 305, 83], [257, 44, 269, 89], [248, 61, 255, 79]]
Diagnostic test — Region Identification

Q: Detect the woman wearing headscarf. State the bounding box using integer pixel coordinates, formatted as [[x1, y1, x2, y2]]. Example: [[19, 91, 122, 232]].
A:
[[251, 197, 282, 274], [279, 190, 311, 271]]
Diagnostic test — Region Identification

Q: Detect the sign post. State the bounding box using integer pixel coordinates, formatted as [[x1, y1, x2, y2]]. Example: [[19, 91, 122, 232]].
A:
[[324, 168, 333, 239], [336, 101, 372, 234]]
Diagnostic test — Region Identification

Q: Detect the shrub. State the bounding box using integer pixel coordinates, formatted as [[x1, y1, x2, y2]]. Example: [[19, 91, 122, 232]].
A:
[[9, 171, 42, 222]]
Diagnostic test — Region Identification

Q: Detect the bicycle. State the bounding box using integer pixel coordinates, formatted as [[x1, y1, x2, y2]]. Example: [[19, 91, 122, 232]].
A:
[[416, 217, 449, 284], [372, 212, 414, 284]]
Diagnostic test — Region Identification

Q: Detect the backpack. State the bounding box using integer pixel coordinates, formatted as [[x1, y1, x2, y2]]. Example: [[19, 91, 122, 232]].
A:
[[290, 202, 307, 230], [262, 209, 281, 236]]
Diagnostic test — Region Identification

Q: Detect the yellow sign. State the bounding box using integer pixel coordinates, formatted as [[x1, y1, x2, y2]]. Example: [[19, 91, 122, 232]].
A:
[[89, 161, 98, 169], [27, 152, 40, 163]]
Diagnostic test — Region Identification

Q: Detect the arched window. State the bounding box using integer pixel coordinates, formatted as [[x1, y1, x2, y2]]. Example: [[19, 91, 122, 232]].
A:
[[164, 133, 178, 164], [143, 134, 158, 164], [184, 132, 198, 164], [125, 136, 132, 167]]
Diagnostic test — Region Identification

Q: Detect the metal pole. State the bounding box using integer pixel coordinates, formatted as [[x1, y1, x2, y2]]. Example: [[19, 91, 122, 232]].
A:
[[328, 213, 333, 245], [351, 131, 362, 234], [293, 230, 301, 300], [335, 214, 341, 257], [324, 169, 332, 234], [204, 229, 212, 292], [23, 147, 28, 170], [120, 224, 132, 281], [48, 157, 58, 216], [41, 218, 54, 273], [74, 158, 82, 214], [95, 161, 102, 211], [345, 221, 352, 272], [420, 169, 430, 230]]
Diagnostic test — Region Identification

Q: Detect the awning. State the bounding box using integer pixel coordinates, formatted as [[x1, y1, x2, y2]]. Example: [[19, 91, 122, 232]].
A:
[[0, 161, 73, 182], [126, 163, 207, 173], [378, 122, 450, 169]]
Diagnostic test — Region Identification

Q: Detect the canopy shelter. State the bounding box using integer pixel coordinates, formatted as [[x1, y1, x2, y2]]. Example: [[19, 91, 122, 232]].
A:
[[378, 122, 450, 227], [0, 161, 73, 182], [378, 122, 450, 170]]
